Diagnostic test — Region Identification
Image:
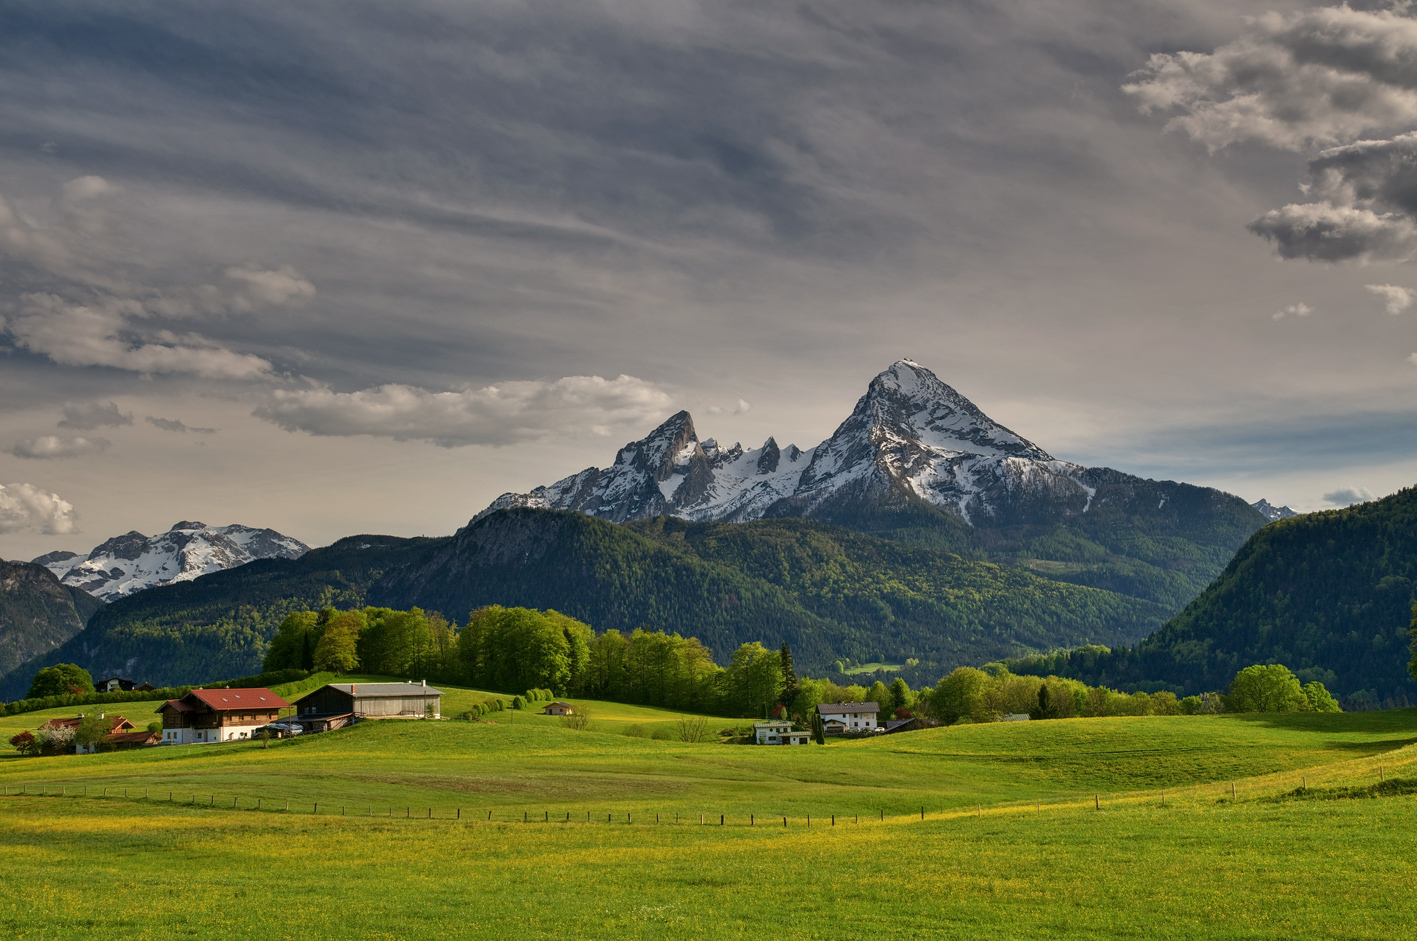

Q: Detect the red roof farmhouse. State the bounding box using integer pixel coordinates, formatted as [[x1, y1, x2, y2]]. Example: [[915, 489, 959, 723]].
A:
[[157, 688, 290, 745]]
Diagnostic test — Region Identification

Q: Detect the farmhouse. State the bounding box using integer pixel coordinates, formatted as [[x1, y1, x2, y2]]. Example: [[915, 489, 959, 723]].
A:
[[817, 701, 880, 733], [94, 676, 138, 692], [296, 681, 442, 721], [156, 688, 290, 745], [753, 720, 811, 745], [542, 701, 574, 716], [40, 714, 138, 754]]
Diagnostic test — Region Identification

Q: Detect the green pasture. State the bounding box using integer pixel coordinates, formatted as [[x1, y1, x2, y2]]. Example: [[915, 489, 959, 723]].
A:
[[2, 706, 1415, 938]]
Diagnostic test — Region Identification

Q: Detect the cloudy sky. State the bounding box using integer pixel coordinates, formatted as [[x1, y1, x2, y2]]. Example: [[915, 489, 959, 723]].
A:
[[3, 0, 1416, 559]]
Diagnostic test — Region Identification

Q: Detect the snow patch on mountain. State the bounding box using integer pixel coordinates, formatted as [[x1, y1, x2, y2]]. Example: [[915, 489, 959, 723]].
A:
[[36, 522, 309, 601]]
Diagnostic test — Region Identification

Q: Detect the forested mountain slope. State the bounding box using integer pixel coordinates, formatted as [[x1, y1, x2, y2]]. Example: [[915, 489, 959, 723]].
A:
[[0, 560, 101, 678], [1007, 486, 1417, 705], [0, 535, 442, 698], [375, 509, 1167, 673]]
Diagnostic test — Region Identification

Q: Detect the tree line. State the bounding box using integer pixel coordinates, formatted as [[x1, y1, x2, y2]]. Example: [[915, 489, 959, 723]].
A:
[[258, 603, 1341, 725]]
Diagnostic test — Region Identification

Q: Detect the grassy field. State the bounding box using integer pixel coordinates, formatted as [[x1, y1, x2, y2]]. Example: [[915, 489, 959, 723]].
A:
[[2, 704, 1415, 938]]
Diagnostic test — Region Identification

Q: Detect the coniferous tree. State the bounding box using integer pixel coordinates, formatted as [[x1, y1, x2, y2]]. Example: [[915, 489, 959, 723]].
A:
[[779, 642, 799, 704]]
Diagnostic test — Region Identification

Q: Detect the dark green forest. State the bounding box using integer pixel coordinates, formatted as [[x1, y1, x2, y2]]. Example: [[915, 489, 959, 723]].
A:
[[1006, 487, 1417, 705], [375, 509, 1167, 675]]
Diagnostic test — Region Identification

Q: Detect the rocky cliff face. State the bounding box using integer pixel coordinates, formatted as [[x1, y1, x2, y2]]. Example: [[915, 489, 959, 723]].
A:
[[0, 559, 98, 678], [37, 522, 310, 601]]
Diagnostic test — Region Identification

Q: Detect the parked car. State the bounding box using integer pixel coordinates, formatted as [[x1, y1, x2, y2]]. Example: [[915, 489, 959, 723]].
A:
[[252, 722, 302, 739]]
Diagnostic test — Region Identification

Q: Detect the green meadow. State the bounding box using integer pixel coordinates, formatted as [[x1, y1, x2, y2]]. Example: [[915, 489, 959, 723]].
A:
[[2, 691, 1415, 939]]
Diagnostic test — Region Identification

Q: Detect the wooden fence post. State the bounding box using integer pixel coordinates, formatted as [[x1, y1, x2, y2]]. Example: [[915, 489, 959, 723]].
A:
[[751, 814, 754, 826], [1094, 794, 1099, 810]]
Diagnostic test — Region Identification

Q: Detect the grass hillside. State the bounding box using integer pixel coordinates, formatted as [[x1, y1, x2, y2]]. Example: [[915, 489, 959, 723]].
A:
[[375, 509, 1167, 676], [1008, 486, 1417, 704], [0, 707, 1414, 938]]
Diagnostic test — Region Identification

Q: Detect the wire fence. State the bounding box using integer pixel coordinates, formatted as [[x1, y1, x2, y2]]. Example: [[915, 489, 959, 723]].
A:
[[1, 763, 1408, 827]]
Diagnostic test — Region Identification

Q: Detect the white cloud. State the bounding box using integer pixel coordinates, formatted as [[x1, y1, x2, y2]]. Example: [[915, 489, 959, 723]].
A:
[[0, 482, 79, 535], [1249, 201, 1417, 263], [223, 265, 316, 310], [1323, 485, 1375, 506], [6, 293, 274, 380], [146, 417, 217, 434], [734, 398, 751, 414], [10, 436, 110, 459], [1409, 352, 1417, 366], [58, 400, 134, 429], [1365, 283, 1414, 314], [1124, 6, 1417, 152], [1272, 302, 1313, 321], [255, 374, 674, 447]]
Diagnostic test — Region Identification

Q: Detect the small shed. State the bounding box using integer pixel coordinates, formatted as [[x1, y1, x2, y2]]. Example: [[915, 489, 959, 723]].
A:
[[542, 701, 574, 716], [106, 729, 161, 749], [297, 681, 443, 719]]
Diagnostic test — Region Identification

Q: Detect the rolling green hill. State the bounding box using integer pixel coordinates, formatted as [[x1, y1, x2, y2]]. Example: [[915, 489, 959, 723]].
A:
[[1007, 486, 1417, 704]]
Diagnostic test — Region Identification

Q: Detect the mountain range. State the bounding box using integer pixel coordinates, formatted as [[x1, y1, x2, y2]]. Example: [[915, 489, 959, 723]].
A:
[[0, 361, 1270, 696], [1251, 499, 1300, 522], [489, 360, 1151, 529], [36, 521, 310, 601]]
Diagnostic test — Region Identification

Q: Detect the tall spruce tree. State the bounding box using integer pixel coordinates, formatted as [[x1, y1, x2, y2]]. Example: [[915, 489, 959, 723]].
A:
[[779, 642, 799, 704]]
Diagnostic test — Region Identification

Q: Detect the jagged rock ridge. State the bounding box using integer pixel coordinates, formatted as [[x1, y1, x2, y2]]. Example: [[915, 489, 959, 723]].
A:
[[1251, 499, 1299, 522], [36, 522, 310, 602], [485, 360, 1120, 528]]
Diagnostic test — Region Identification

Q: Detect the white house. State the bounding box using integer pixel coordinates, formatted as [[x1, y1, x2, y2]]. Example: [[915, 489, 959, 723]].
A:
[[753, 720, 810, 745], [816, 702, 879, 733]]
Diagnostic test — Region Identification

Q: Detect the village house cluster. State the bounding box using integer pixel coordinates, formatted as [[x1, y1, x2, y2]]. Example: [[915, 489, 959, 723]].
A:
[[27, 680, 443, 754]]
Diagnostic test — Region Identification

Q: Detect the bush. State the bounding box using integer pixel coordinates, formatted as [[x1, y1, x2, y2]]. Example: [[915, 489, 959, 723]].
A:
[[650, 727, 673, 740], [623, 724, 648, 738], [511, 696, 525, 710]]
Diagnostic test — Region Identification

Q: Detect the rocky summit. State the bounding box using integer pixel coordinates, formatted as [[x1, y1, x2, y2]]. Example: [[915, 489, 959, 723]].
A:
[[35, 522, 310, 601], [483, 360, 1228, 531]]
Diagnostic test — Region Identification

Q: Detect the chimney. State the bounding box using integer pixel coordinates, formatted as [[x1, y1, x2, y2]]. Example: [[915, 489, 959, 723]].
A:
[[422, 679, 426, 687]]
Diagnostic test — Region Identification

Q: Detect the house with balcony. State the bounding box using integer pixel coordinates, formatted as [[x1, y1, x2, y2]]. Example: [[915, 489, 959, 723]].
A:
[[156, 688, 290, 745]]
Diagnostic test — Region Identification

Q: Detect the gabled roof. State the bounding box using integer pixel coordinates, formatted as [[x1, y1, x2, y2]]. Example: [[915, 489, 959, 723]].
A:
[[321, 683, 443, 698], [817, 702, 879, 715], [40, 715, 136, 732], [185, 688, 290, 711], [106, 730, 160, 744]]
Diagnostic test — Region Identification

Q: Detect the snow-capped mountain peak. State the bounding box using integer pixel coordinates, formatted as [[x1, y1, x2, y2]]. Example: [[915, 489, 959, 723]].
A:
[[36, 522, 310, 601], [481, 360, 1100, 528], [1251, 499, 1299, 522]]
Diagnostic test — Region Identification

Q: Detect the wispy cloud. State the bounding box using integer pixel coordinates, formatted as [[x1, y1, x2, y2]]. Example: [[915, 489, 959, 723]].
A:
[[146, 417, 217, 434], [58, 401, 133, 429], [1273, 302, 1312, 321], [1323, 486, 1374, 507], [254, 374, 673, 447], [9, 436, 110, 459]]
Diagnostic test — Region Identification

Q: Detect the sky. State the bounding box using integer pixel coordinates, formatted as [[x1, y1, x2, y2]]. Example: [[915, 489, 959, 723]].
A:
[[2, 0, 1417, 560]]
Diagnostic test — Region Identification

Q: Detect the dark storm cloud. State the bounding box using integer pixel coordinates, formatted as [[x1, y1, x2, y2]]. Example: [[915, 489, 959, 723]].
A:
[[1128, 3, 1417, 263]]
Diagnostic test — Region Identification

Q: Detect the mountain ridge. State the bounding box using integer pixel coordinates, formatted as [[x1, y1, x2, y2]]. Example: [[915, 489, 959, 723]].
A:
[[37, 521, 310, 601]]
